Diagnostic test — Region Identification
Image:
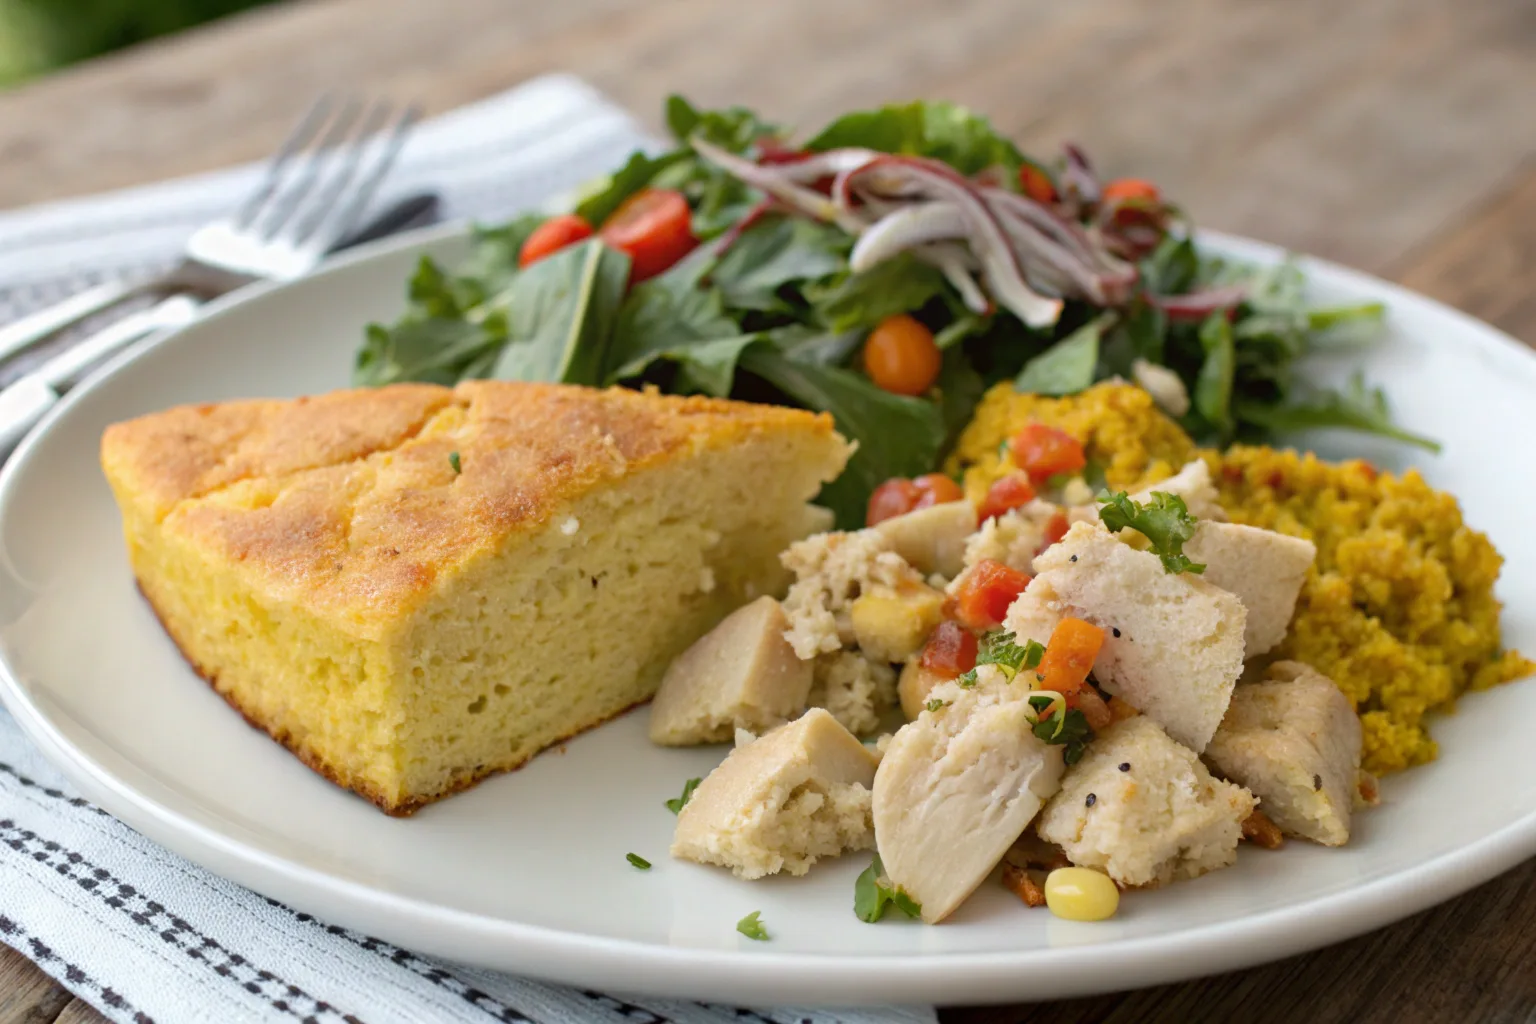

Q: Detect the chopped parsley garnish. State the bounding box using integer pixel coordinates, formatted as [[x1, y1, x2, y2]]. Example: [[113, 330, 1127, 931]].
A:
[[1097, 490, 1206, 575], [665, 777, 702, 814], [956, 630, 1046, 687], [925, 698, 952, 713], [448, 451, 462, 474], [1027, 693, 1094, 764], [854, 854, 922, 923], [736, 911, 770, 941], [626, 852, 651, 870]]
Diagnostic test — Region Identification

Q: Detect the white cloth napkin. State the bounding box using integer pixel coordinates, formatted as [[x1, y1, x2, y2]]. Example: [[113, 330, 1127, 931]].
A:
[[0, 73, 939, 1024]]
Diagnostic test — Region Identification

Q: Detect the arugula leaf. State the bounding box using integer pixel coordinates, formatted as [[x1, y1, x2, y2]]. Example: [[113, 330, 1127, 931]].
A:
[[626, 852, 651, 870], [1015, 315, 1110, 396], [804, 253, 948, 332], [455, 216, 546, 301], [1031, 707, 1094, 764], [354, 315, 506, 387], [1236, 372, 1441, 453], [711, 215, 850, 311], [492, 240, 631, 385], [1193, 311, 1236, 436], [665, 777, 702, 814], [1098, 491, 1206, 574], [1306, 302, 1386, 334], [736, 911, 771, 941], [665, 95, 779, 151], [740, 345, 945, 529], [854, 854, 922, 923], [934, 349, 988, 451], [805, 100, 1023, 178]]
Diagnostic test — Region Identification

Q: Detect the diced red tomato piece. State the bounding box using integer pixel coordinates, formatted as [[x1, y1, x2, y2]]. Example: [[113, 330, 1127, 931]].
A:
[[977, 474, 1036, 523], [866, 477, 922, 526], [1036, 617, 1105, 698], [1037, 510, 1070, 553], [953, 559, 1032, 631], [912, 473, 965, 508], [518, 214, 594, 267], [1010, 423, 1087, 484], [920, 621, 978, 679], [599, 188, 697, 282], [1019, 164, 1057, 204], [1101, 178, 1160, 204]]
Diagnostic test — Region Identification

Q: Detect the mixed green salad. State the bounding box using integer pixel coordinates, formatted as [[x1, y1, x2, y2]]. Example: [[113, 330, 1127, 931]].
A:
[[355, 96, 1433, 527]]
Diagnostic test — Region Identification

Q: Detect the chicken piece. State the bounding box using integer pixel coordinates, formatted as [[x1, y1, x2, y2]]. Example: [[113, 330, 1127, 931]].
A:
[[872, 680, 1065, 923], [780, 529, 927, 659], [1030, 522, 1246, 752], [897, 658, 949, 721], [874, 500, 977, 579], [808, 650, 897, 736], [1037, 716, 1255, 887], [1204, 661, 1362, 846], [649, 597, 813, 745], [850, 583, 946, 663], [1129, 458, 1227, 521], [1183, 522, 1316, 658], [671, 708, 878, 878]]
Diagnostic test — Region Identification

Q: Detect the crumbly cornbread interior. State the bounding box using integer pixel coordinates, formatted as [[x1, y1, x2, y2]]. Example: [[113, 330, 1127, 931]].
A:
[[102, 381, 849, 814]]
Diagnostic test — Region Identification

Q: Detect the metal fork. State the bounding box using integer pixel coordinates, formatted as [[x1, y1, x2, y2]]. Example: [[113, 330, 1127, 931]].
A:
[[0, 94, 418, 361]]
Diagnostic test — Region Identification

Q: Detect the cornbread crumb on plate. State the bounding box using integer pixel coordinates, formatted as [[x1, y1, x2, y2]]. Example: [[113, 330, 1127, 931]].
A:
[[948, 381, 1532, 777], [101, 381, 850, 814]]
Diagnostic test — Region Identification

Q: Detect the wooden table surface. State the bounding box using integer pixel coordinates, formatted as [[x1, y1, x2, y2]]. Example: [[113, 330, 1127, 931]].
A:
[[1, 0, 1534, 1021]]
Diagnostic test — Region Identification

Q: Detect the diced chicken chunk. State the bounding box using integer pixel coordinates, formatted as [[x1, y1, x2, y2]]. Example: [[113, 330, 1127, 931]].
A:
[[671, 709, 878, 878], [649, 597, 813, 746], [873, 679, 1066, 923], [1037, 717, 1255, 887], [808, 650, 897, 736], [850, 583, 946, 663], [1031, 522, 1246, 752], [1184, 522, 1316, 658], [780, 529, 927, 659], [874, 500, 978, 579], [1204, 661, 1362, 846], [1129, 458, 1227, 521]]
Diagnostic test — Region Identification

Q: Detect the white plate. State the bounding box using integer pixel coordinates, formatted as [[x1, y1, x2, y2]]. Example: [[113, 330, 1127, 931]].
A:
[[1, 223, 1533, 1007]]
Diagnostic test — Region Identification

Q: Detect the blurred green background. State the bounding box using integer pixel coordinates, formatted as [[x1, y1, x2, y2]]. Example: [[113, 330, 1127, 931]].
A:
[[0, 0, 279, 86]]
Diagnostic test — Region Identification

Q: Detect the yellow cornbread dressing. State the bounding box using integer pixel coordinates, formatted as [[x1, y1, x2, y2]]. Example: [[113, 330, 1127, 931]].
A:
[[1044, 867, 1120, 922], [950, 381, 1533, 776]]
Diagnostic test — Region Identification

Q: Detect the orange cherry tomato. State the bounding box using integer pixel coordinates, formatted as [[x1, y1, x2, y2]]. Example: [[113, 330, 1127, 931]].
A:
[[1101, 178, 1161, 204], [920, 621, 979, 679], [913, 473, 965, 508], [1010, 423, 1087, 484], [867, 477, 923, 526], [599, 188, 697, 283], [518, 214, 594, 267], [1019, 164, 1057, 204], [1038, 510, 1070, 553], [863, 314, 942, 396], [953, 559, 1033, 632], [1036, 617, 1105, 698], [977, 474, 1036, 523]]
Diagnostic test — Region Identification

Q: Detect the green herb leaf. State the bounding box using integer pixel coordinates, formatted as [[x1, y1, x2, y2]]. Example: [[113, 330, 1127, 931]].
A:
[[1236, 372, 1441, 453], [666, 777, 702, 814], [354, 314, 508, 388], [666, 95, 780, 152], [1015, 315, 1110, 396], [1141, 235, 1200, 295], [975, 631, 1046, 680], [736, 911, 770, 941], [805, 100, 1023, 179], [492, 240, 631, 385], [574, 149, 690, 227], [448, 451, 461, 475], [739, 345, 945, 529], [924, 698, 952, 712], [1306, 302, 1386, 333], [1193, 311, 1235, 437], [626, 852, 651, 870], [804, 253, 948, 333], [854, 854, 923, 923], [1098, 491, 1207, 574], [711, 215, 850, 312]]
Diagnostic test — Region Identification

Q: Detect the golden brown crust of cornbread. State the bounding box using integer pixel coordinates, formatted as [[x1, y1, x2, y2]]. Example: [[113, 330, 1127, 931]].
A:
[[103, 382, 838, 630], [138, 577, 650, 816]]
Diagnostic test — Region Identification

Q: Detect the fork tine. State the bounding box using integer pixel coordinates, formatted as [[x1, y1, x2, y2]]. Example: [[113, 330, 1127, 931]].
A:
[[232, 95, 335, 229], [250, 96, 363, 241], [301, 104, 419, 255], [284, 98, 394, 246]]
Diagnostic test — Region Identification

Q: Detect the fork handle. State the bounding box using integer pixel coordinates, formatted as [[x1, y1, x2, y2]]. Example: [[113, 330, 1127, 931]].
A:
[[0, 276, 151, 364]]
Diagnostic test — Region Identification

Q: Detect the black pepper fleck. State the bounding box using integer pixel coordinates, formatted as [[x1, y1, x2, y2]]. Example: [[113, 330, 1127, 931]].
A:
[[591, 576, 599, 589], [1314, 773, 1323, 791], [1085, 793, 1097, 807], [1112, 627, 1122, 638], [1118, 762, 1131, 772], [1069, 554, 1078, 562]]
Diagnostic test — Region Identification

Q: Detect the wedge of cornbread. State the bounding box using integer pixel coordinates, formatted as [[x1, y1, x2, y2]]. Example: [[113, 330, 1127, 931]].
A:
[[102, 381, 850, 814]]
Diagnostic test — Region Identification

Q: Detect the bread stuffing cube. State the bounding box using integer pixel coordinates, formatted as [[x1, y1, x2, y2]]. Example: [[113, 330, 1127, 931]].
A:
[[1184, 522, 1316, 657]]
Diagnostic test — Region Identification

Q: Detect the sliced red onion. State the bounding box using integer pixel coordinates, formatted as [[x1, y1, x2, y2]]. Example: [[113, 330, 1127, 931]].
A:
[[768, 148, 883, 185], [1059, 143, 1101, 213], [690, 136, 868, 234], [913, 242, 990, 314], [1148, 283, 1248, 320], [849, 201, 967, 273]]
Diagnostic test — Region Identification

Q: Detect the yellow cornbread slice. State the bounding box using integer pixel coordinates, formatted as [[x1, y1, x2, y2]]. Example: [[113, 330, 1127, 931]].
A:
[[101, 381, 851, 815]]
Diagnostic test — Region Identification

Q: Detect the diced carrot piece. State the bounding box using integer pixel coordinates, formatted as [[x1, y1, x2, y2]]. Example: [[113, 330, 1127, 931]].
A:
[[920, 621, 978, 679], [953, 559, 1032, 631], [1036, 617, 1106, 697], [1010, 423, 1087, 484], [977, 474, 1036, 523]]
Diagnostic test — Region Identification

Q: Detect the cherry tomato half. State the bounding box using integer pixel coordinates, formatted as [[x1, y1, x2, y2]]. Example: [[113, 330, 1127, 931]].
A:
[[863, 314, 942, 396], [599, 188, 697, 283], [1010, 423, 1087, 484], [977, 474, 1037, 523], [518, 214, 594, 267], [953, 559, 1032, 632]]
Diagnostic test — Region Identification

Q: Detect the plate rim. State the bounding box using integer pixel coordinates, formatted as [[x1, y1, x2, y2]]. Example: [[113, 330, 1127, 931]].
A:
[[2, 221, 1534, 1006]]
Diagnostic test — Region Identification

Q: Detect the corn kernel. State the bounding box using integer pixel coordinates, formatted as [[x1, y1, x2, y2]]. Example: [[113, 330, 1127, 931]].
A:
[[1044, 866, 1119, 921]]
